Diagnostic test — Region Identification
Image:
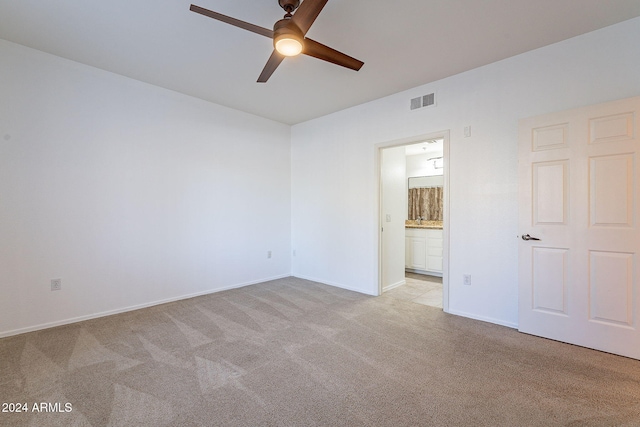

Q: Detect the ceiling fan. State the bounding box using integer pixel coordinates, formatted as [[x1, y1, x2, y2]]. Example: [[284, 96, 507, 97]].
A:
[[190, 0, 364, 82]]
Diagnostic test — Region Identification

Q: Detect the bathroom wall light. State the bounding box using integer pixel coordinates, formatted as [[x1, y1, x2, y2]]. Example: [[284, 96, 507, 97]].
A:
[[429, 156, 444, 169]]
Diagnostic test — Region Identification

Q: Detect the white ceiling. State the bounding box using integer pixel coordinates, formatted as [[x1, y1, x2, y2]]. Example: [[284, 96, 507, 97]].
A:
[[405, 139, 443, 157], [2, 1, 639, 125]]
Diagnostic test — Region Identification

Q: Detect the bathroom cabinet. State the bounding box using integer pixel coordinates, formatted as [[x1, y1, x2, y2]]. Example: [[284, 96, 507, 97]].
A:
[[405, 228, 443, 275]]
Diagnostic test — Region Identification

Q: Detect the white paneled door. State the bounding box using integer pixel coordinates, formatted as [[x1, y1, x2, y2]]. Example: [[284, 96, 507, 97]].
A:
[[518, 96, 640, 360]]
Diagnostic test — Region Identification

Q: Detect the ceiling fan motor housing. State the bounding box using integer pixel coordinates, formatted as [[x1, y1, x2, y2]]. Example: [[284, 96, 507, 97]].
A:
[[278, 0, 300, 13]]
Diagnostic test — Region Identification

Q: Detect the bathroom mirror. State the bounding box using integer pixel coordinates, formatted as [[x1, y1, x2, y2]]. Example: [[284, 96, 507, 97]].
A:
[[408, 176, 443, 221]]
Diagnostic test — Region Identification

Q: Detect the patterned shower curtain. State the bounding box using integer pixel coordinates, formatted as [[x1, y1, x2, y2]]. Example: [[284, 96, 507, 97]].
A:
[[408, 187, 443, 221]]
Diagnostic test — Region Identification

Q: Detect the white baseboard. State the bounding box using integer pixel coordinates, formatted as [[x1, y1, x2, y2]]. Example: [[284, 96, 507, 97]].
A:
[[445, 308, 518, 329], [0, 273, 291, 338], [382, 279, 406, 292], [292, 274, 378, 296]]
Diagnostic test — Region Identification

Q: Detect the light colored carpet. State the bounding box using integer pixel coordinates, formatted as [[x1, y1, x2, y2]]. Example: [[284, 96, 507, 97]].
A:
[[1, 276, 640, 426]]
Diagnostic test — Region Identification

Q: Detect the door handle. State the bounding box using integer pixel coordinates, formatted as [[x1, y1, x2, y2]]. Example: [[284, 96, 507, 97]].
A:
[[521, 234, 540, 241]]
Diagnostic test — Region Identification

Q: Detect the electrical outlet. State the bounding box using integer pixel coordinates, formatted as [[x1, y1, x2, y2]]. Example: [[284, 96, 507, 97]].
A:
[[463, 274, 471, 286], [464, 126, 471, 138], [51, 278, 62, 291], [386, 214, 391, 222], [267, 251, 272, 259]]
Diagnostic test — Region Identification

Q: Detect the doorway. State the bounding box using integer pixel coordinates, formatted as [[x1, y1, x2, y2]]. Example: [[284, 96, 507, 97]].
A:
[[378, 131, 450, 312]]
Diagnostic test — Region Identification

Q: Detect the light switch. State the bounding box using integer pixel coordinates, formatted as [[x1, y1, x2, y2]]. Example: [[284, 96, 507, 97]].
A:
[[386, 214, 391, 222]]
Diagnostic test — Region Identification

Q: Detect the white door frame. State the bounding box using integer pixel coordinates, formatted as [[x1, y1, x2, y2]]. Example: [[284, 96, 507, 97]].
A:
[[376, 130, 451, 312]]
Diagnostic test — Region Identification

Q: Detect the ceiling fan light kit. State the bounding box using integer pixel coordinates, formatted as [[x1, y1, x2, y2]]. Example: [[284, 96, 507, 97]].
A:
[[274, 19, 304, 56], [190, 0, 364, 82]]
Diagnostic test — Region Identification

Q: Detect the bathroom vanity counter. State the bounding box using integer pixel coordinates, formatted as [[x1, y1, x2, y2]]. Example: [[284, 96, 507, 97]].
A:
[[405, 220, 443, 229]]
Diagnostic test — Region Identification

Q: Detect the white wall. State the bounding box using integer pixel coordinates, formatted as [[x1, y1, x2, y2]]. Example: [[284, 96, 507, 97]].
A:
[[0, 40, 292, 336], [406, 153, 444, 179], [291, 18, 640, 326], [408, 175, 444, 189], [380, 146, 406, 291]]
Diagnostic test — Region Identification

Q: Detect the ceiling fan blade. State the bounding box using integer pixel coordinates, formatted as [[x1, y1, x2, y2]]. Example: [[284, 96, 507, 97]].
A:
[[303, 38, 364, 71], [190, 4, 273, 38], [257, 50, 286, 82], [291, 0, 328, 35]]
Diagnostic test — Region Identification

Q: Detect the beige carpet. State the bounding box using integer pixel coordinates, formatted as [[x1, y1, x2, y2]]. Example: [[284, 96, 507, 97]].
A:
[[1, 277, 640, 426]]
